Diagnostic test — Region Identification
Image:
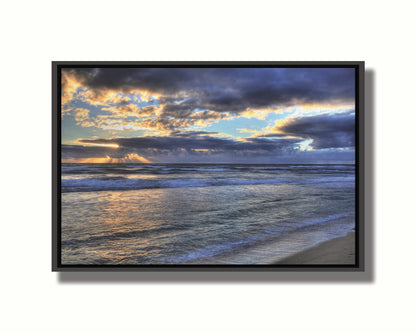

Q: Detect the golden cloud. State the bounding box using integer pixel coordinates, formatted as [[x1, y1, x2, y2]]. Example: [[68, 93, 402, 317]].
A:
[[61, 70, 84, 106], [239, 108, 280, 120], [62, 153, 151, 164]]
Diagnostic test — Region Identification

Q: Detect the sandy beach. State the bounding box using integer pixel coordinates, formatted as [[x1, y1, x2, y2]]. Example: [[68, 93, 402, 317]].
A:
[[275, 232, 356, 265]]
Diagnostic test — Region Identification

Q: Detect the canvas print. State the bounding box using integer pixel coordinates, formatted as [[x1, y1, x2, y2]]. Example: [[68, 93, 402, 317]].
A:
[[56, 63, 360, 268]]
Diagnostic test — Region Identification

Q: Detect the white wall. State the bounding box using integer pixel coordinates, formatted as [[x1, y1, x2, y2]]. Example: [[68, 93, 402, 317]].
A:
[[1, 1, 414, 332]]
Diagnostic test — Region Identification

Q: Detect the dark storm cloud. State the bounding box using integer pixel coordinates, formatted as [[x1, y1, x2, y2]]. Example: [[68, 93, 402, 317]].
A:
[[265, 112, 355, 149], [66, 68, 201, 93], [76, 134, 301, 155], [66, 67, 356, 114], [62, 132, 354, 164]]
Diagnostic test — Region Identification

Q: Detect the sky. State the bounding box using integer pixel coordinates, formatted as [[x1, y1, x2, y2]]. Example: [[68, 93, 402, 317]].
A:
[[61, 67, 356, 164]]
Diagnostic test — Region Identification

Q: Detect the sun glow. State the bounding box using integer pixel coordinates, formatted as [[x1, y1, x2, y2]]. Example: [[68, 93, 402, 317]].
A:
[[81, 142, 120, 148], [62, 153, 151, 164]]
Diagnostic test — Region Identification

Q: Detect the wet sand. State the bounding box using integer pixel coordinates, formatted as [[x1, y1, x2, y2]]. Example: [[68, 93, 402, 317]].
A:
[[275, 232, 355, 265]]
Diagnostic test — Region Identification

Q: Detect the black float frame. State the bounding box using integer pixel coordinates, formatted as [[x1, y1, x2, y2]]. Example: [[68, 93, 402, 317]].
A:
[[52, 61, 365, 272]]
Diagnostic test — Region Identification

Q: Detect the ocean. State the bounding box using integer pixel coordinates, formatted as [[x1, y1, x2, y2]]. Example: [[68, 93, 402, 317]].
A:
[[61, 163, 356, 265]]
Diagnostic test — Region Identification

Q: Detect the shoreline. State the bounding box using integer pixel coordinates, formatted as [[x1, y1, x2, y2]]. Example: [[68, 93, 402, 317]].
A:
[[274, 232, 355, 265]]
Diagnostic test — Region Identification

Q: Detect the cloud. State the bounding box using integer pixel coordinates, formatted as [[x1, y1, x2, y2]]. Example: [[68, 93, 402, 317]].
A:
[[73, 108, 96, 128], [62, 135, 353, 164], [71, 68, 355, 106], [101, 104, 142, 117], [62, 68, 356, 131], [74, 133, 302, 159], [62, 153, 151, 164], [260, 112, 355, 149]]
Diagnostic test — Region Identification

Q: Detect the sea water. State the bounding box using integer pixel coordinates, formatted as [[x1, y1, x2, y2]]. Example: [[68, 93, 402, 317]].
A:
[[61, 164, 355, 264]]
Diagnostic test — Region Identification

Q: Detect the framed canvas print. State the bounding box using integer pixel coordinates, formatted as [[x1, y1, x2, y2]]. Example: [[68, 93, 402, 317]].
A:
[[52, 61, 364, 271]]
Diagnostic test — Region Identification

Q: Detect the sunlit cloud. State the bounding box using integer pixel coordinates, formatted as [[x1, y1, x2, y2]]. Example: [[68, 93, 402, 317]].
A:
[[80, 142, 120, 148], [62, 153, 150, 164], [61, 70, 84, 106], [239, 107, 281, 120], [279, 104, 355, 118], [101, 104, 164, 118], [237, 128, 263, 135], [130, 89, 161, 103]]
